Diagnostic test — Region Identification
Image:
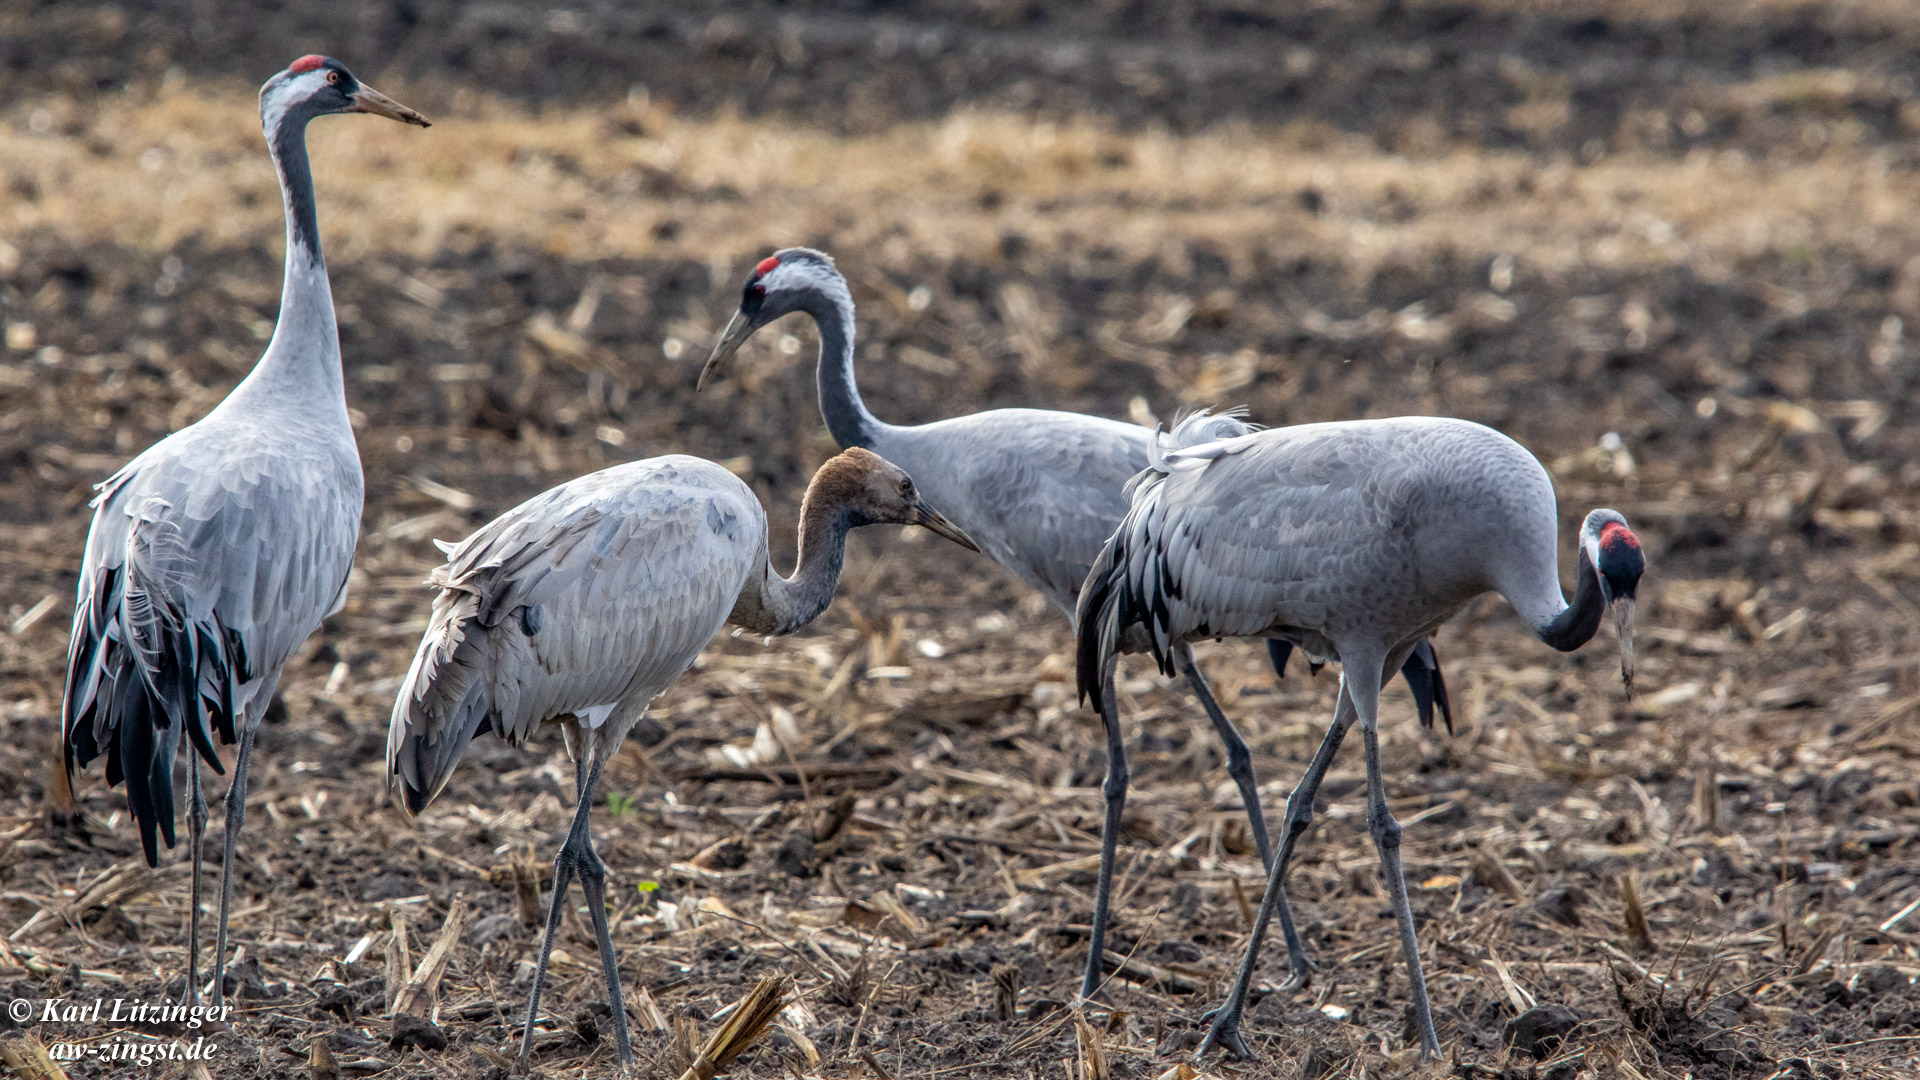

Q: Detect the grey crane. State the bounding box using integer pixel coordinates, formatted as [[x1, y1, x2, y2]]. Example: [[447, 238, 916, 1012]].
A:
[[1077, 415, 1644, 1059], [698, 248, 1449, 999], [61, 55, 426, 1010], [387, 448, 974, 1067]]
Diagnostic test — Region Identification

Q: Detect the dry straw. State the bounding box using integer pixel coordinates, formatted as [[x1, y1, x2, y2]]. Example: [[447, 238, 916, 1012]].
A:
[[675, 974, 792, 1080]]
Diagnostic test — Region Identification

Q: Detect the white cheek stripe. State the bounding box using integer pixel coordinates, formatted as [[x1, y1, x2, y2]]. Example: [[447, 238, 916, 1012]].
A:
[[261, 70, 326, 132], [1581, 525, 1603, 572]]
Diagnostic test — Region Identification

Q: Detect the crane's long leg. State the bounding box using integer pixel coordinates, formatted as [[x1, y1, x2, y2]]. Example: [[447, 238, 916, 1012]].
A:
[[1197, 674, 1360, 1059], [518, 821, 577, 1065], [1359, 695, 1442, 1058], [519, 754, 632, 1067], [184, 749, 208, 1009], [1078, 656, 1129, 1003], [210, 721, 256, 1011], [1175, 645, 1270, 866], [573, 755, 633, 1066], [1177, 646, 1315, 987]]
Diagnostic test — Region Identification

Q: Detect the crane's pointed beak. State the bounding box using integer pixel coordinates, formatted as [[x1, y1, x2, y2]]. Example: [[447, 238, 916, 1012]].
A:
[[1611, 596, 1636, 693], [914, 505, 979, 552], [698, 311, 754, 392], [350, 85, 431, 127]]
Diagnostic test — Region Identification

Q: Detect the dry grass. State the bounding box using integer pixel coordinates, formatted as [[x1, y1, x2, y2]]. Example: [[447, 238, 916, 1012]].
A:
[[7, 75, 1920, 287]]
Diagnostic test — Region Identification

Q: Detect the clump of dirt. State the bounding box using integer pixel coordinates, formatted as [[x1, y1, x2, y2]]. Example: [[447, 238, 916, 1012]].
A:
[[1613, 970, 1773, 1077]]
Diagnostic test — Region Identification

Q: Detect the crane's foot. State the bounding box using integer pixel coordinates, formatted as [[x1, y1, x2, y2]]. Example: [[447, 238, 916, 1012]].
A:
[[1076, 955, 1118, 1011], [1194, 1008, 1254, 1060], [1276, 954, 1318, 992]]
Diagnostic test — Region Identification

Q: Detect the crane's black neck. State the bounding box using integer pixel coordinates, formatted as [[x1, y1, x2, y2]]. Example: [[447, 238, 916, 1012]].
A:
[[269, 110, 323, 268], [1537, 547, 1605, 652], [237, 99, 344, 408], [802, 288, 884, 449]]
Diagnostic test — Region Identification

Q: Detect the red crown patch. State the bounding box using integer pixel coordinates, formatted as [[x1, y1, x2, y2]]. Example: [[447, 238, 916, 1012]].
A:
[[1599, 521, 1639, 550]]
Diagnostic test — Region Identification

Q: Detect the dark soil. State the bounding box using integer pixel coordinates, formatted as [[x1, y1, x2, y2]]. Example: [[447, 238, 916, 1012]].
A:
[[3, 3, 1920, 1079]]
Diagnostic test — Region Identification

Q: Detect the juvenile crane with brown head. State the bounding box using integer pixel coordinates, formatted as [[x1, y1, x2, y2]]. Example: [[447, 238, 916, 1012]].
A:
[[388, 448, 974, 1068]]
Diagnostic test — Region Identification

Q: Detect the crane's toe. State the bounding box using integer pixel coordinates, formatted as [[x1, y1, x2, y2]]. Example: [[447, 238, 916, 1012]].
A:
[[1195, 1008, 1255, 1060]]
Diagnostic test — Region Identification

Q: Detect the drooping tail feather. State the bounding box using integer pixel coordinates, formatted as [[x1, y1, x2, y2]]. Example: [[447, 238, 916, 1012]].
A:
[[1074, 535, 1122, 714], [1077, 412, 1256, 713], [1075, 506, 1155, 714], [1402, 639, 1454, 734], [387, 587, 497, 816], [63, 561, 244, 868]]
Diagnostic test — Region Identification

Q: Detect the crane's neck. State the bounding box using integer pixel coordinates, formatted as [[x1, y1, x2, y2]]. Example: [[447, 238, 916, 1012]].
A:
[[1534, 547, 1606, 651], [802, 287, 889, 450], [734, 499, 857, 637], [228, 108, 347, 415]]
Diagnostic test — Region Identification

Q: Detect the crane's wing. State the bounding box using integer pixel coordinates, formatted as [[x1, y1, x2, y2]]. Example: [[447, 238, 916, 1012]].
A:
[[63, 435, 362, 864], [388, 459, 761, 815], [1079, 425, 1409, 708]]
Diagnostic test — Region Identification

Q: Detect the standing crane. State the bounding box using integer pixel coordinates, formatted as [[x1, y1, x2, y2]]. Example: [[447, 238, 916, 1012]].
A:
[[1077, 415, 1644, 1059], [698, 248, 1448, 998], [61, 56, 427, 1010], [387, 449, 975, 1068]]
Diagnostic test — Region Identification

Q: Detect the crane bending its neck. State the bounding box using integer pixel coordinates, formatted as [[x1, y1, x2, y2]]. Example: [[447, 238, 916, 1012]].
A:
[[1536, 545, 1606, 651], [731, 453, 875, 637], [1531, 509, 1644, 689]]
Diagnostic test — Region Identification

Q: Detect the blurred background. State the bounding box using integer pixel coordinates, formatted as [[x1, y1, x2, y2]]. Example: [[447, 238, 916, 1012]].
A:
[[2, 2, 1919, 1077]]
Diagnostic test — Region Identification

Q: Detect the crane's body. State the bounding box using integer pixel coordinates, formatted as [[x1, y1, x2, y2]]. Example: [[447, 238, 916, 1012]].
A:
[[1090, 417, 1574, 665], [702, 248, 1448, 998], [66, 385, 361, 836], [388, 448, 973, 1068], [60, 56, 426, 1012], [390, 456, 773, 810], [1078, 415, 1643, 1060], [852, 408, 1156, 611]]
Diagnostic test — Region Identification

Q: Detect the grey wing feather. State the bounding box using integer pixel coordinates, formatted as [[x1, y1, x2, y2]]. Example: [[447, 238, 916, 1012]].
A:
[[387, 458, 762, 815], [63, 432, 362, 864], [1080, 423, 1407, 707]]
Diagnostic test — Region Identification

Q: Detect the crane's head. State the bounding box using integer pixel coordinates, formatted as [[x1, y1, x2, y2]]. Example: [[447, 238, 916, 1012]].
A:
[[699, 248, 848, 391], [260, 55, 431, 135], [1580, 508, 1645, 690], [804, 448, 978, 552]]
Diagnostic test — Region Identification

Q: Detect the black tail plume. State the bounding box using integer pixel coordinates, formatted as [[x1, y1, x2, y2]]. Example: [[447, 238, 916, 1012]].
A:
[[1075, 534, 1126, 714], [1400, 639, 1454, 734]]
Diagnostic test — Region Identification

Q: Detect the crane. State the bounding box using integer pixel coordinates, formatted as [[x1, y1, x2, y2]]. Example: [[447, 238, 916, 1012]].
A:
[[1077, 415, 1643, 1060], [387, 448, 975, 1068], [698, 247, 1449, 998], [61, 55, 427, 1010]]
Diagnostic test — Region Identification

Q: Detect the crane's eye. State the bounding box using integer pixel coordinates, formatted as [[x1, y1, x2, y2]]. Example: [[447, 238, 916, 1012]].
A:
[[898, 478, 913, 497], [325, 70, 341, 85], [747, 282, 765, 299]]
